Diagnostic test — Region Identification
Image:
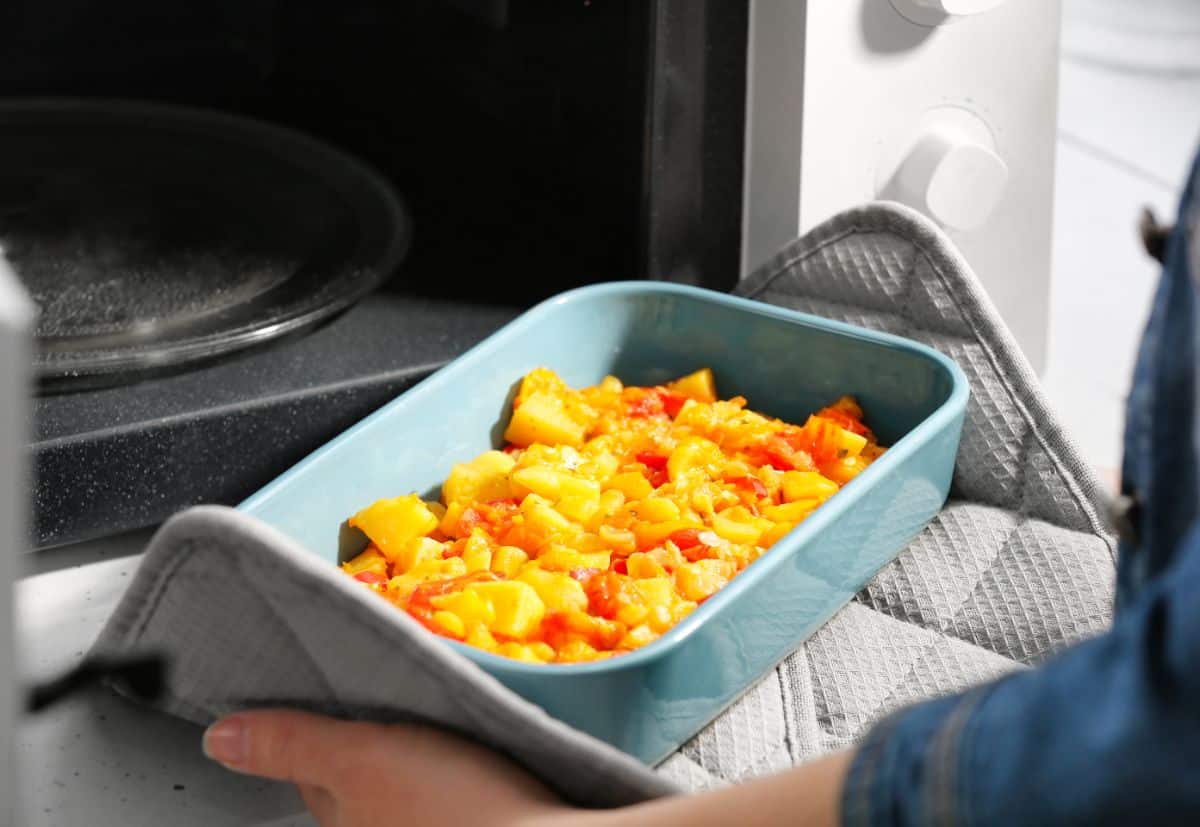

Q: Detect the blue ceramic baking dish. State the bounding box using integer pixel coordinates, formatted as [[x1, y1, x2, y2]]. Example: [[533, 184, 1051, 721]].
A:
[[239, 282, 968, 765]]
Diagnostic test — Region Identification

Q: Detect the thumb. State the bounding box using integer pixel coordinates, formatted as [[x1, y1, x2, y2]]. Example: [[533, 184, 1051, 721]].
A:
[[203, 709, 375, 788]]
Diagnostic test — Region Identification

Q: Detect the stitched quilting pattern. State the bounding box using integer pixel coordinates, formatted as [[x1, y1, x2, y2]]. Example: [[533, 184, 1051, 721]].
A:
[[659, 205, 1117, 787]]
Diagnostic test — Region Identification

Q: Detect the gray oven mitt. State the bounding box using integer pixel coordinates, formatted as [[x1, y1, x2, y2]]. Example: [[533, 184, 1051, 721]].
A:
[[92, 202, 1118, 803]]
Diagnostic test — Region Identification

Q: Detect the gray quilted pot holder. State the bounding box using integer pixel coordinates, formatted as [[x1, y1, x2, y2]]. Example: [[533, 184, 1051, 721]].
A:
[[93, 202, 1118, 803]]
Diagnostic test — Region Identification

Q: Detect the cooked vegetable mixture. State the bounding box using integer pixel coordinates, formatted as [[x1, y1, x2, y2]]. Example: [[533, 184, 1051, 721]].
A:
[[342, 368, 885, 664]]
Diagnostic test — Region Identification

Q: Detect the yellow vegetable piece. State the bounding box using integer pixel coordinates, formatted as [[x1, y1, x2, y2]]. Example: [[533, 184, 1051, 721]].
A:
[[529, 642, 556, 662], [626, 552, 668, 579], [462, 530, 493, 573], [760, 522, 795, 548], [404, 556, 467, 581], [522, 497, 577, 536], [605, 471, 654, 500], [349, 495, 439, 561], [491, 545, 529, 577], [465, 623, 499, 651], [505, 392, 587, 447], [675, 559, 735, 602], [386, 555, 469, 604], [556, 493, 601, 525], [620, 624, 660, 649], [496, 642, 551, 663], [511, 465, 564, 500], [632, 576, 674, 609], [393, 536, 444, 575], [666, 367, 718, 403], [513, 367, 569, 403], [636, 497, 681, 523], [647, 604, 675, 633], [598, 487, 626, 516], [763, 500, 819, 523], [342, 547, 387, 577], [822, 456, 869, 485], [646, 545, 685, 572], [536, 546, 611, 573], [617, 604, 651, 627], [597, 524, 637, 555], [672, 601, 698, 623], [556, 640, 599, 662], [431, 611, 466, 639], [516, 567, 589, 613], [710, 511, 764, 546], [781, 471, 840, 503], [428, 590, 497, 626], [579, 452, 619, 482], [439, 500, 466, 536], [633, 519, 704, 549], [831, 426, 868, 459], [466, 581, 547, 638], [667, 436, 724, 482], [443, 450, 515, 506]]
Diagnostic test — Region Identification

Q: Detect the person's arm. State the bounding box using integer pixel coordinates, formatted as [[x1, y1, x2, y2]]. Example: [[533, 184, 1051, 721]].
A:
[[590, 750, 851, 827], [202, 708, 851, 827]]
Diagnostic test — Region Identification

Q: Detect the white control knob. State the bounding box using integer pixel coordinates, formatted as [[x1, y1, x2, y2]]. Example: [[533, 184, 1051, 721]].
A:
[[893, 126, 1009, 232], [890, 0, 1005, 26]]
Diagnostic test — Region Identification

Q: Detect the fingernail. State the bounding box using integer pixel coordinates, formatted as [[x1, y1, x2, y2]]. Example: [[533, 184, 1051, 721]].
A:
[[203, 716, 248, 767]]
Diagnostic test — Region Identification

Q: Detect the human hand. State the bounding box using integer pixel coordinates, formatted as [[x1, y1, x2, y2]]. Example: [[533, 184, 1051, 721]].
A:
[[202, 709, 582, 827]]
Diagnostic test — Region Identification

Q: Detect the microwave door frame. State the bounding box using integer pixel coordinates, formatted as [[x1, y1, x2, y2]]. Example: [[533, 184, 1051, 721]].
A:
[[640, 0, 749, 293]]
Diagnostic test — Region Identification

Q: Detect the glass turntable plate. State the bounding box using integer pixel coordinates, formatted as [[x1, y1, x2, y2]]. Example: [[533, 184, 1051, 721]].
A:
[[0, 99, 410, 389]]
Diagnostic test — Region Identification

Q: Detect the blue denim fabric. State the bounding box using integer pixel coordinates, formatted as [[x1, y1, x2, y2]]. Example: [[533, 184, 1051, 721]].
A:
[[841, 150, 1200, 826]]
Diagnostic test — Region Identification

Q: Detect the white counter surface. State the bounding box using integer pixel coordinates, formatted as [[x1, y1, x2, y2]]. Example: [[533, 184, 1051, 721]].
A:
[[16, 530, 315, 827]]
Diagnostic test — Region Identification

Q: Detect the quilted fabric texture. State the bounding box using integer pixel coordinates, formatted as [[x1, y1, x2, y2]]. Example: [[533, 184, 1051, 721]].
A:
[[656, 203, 1118, 790], [94, 506, 677, 808]]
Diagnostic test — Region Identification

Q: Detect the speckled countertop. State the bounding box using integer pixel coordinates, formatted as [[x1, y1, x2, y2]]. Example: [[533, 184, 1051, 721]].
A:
[[17, 530, 315, 826], [32, 293, 520, 548]]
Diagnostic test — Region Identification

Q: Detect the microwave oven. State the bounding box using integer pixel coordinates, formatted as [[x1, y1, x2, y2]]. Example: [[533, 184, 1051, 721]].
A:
[[7, 0, 1060, 549], [4, 0, 751, 302]]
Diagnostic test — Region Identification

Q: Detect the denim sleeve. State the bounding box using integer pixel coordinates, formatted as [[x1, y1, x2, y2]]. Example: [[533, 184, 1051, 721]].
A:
[[840, 149, 1200, 827], [841, 531, 1200, 826]]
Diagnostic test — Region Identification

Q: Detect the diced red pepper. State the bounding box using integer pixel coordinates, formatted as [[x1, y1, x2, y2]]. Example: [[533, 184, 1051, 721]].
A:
[[669, 528, 704, 550], [627, 391, 666, 418], [755, 433, 817, 471], [636, 451, 669, 470], [502, 443, 522, 454], [454, 507, 486, 538], [656, 388, 688, 418], [789, 420, 840, 466], [353, 570, 387, 585], [582, 570, 626, 619], [671, 528, 719, 561], [611, 558, 628, 575], [815, 406, 873, 438], [762, 446, 796, 471]]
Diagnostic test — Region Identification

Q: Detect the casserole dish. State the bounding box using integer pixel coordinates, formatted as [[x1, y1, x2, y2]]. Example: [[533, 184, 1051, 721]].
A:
[[239, 282, 968, 763]]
